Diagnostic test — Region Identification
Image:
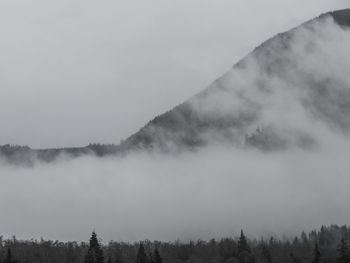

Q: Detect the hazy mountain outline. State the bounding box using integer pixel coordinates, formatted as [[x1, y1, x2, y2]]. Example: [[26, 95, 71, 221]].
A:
[[1, 8, 350, 165]]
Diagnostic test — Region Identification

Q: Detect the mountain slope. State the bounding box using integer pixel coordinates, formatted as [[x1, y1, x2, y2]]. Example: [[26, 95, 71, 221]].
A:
[[1, 9, 350, 164], [119, 9, 350, 152]]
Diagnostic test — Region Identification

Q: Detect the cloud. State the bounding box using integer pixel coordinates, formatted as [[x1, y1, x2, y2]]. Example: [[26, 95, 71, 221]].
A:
[[0, 0, 348, 148], [1, 136, 350, 242], [1, 2, 350, 243], [174, 16, 350, 150]]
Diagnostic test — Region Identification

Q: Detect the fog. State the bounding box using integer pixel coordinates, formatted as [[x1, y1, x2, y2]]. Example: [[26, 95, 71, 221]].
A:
[[0, 0, 348, 148], [127, 15, 350, 152], [1, 133, 350, 243], [1, 2, 350, 244]]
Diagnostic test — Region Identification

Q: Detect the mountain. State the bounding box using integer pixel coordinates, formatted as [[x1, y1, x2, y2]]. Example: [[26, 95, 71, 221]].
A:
[[1, 9, 350, 164], [119, 9, 350, 152], [0, 144, 120, 165]]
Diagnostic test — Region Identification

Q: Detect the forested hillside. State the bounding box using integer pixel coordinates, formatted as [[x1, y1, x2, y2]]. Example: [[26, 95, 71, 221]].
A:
[[1, 225, 350, 263]]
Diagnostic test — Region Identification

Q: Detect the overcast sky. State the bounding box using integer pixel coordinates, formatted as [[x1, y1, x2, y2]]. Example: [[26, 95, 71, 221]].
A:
[[0, 0, 348, 148], [1, 1, 350, 243]]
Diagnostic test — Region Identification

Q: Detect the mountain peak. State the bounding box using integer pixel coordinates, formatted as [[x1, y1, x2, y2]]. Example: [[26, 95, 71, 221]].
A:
[[324, 9, 350, 27], [118, 8, 350, 153]]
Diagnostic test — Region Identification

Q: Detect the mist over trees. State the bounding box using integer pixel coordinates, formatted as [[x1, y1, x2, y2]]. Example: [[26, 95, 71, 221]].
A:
[[1, 225, 350, 263], [0, 7, 349, 263]]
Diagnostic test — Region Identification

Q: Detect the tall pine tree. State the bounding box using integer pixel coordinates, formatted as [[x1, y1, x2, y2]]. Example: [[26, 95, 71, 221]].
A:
[[238, 230, 251, 253], [153, 248, 163, 263], [260, 244, 272, 263], [135, 243, 148, 263], [312, 243, 322, 263], [84, 231, 105, 263], [337, 238, 350, 263], [237, 230, 254, 263], [4, 247, 13, 263]]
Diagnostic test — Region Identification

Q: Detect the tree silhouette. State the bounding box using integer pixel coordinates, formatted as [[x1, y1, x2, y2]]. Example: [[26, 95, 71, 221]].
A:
[[238, 230, 251, 253], [153, 248, 163, 263], [148, 251, 154, 263], [237, 230, 254, 263], [337, 238, 350, 263], [260, 244, 272, 263], [312, 243, 322, 263], [84, 231, 104, 263], [115, 251, 124, 263], [135, 243, 148, 263], [4, 247, 13, 263], [289, 253, 302, 263]]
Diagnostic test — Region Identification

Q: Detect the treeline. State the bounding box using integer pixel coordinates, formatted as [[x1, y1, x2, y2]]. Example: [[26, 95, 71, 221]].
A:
[[0, 144, 120, 165], [1, 225, 350, 263]]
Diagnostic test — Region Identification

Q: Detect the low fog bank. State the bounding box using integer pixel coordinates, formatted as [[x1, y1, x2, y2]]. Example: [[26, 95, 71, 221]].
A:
[[1, 130, 350, 242], [1, 11, 350, 244]]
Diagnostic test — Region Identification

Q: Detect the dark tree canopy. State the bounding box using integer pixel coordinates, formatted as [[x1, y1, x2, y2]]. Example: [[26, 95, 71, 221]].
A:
[[84, 231, 104, 263], [237, 230, 254, 263], [260, 244, 272, 263], [1, 224, 350, 263], [135, 243, 148, 263], [153, 249, 163, 263], [238, 230, 251, 254], [4, 248, 13, 263], [312, 243, 322, 263], [337, 238, 350, 263]]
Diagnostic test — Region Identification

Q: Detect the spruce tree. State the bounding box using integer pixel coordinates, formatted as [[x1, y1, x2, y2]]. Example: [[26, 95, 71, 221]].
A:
[[85, 249, 94, 263], [115, 251, 124, 263], [84, 231, 105, 263], [135, 243, 148, 263], [238, 230, 251, 253], [153, 248, 163, 263], [149, 251, 154, 263], [289, 253, 302, 263], [4, 247, 13, 263], [260, 244, 272, 263], [337, 238, 350, 263], [312, 243, 322, 263], [237, 230, 254, 263], [301, 231, 308, 244]]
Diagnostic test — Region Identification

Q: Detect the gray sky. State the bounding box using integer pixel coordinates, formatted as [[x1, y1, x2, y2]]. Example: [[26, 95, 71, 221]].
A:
[[0, 0, 348, 148], [1, 1, 350, 243]]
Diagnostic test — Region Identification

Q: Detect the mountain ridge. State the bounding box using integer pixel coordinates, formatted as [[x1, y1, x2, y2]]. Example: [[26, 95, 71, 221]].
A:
[[118, 8, 350, 152], [1, 8, 350, 164]]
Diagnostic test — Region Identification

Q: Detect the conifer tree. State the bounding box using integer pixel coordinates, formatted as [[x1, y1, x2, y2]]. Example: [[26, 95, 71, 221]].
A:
[[85, 249, 94, 263], [301, 231, 308, 244], [312, 243, 322, 263], [84, 231, 105, 263], [289, 253, 302, 263], [148, 251, 154, 263], [4, 247, 13, 263], [237, 230, 254, 263], [238, 230, 251, 253], [260, 244, 272, 263], [153, 248, 163, 263], [337, 238, 350, 263], [115, 252, 124, 263], [135, 243, 148, 263]]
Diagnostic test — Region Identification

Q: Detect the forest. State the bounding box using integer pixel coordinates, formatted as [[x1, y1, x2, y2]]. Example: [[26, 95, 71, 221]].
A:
[[0, 225, 350, 263]]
